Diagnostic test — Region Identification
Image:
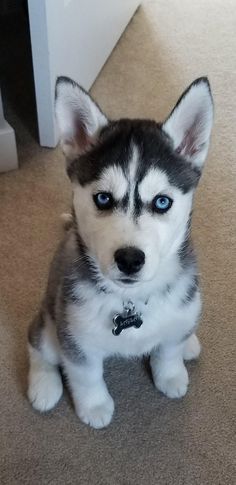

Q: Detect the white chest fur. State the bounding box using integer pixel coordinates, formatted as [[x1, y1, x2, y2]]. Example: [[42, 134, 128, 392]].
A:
[[66, 277, 201, 359]]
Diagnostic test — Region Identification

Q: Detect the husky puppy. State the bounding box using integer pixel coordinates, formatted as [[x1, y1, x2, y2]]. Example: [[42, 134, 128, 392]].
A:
[[28, 76, 213, 428]]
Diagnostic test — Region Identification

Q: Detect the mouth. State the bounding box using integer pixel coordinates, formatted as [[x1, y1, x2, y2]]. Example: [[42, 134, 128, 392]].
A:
[[117, 278, 139, 285]]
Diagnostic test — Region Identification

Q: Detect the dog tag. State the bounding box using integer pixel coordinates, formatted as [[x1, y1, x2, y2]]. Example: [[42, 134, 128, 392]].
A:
[[112, 301, 143, 336]]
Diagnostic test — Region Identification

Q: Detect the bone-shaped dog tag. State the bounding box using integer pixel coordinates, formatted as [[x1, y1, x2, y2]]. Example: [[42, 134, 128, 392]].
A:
[[112, 302, 143, 336]]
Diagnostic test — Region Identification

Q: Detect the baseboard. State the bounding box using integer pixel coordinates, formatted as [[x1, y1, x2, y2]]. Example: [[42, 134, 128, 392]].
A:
[[0, 121, 18, 173]]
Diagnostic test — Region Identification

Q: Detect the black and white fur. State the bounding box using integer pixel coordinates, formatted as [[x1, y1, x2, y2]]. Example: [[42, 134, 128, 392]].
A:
[[28, 76, 213, 428]]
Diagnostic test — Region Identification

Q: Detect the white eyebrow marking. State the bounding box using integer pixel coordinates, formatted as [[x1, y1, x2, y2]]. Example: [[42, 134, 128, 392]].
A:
[[128, 143, 139, 213], [138, 168, 172, 203], [94, 165, 128, 200]]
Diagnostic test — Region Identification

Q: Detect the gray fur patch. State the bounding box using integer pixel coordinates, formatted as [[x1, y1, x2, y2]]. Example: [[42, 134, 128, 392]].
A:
[[57, 323, 85, 364], [62, 275, 83, 305], [28, 311, 44, 349], [181, 276, 199, 305], [178, 234, 197, 271]]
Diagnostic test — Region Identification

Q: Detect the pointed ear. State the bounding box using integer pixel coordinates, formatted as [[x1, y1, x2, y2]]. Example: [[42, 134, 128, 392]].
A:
[[162, 78, 214, 169], [55, 76, 108, 159]]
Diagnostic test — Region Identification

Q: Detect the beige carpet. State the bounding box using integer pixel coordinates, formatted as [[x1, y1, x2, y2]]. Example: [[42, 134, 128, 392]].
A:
[[0, 1, 236, 483]]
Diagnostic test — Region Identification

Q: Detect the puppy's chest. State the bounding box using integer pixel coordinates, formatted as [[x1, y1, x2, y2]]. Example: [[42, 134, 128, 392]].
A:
[[67, 289, 193, 357]]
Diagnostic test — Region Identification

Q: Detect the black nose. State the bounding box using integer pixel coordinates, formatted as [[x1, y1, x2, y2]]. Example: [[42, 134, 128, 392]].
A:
[[114, 247, 145, 275]]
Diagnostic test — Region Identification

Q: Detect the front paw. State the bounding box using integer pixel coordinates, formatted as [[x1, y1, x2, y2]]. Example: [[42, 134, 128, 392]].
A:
[[76, 395, 114, 429], [155, 366, 189, 399], [28, 367, 63, 412]]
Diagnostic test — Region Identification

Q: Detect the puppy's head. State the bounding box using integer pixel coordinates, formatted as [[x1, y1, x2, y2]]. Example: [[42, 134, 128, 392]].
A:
[[55, 77, 213, 287]]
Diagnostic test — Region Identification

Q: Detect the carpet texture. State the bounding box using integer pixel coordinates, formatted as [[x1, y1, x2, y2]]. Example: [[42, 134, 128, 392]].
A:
[[0, 1, 235, 484]]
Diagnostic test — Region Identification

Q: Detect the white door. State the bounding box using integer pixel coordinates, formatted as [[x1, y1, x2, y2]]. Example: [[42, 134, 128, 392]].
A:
[[28, 0, 140, 148]]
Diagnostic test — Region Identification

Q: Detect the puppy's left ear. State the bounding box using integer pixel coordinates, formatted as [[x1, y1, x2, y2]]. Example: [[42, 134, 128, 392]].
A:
[[162, 77, 214, 170]]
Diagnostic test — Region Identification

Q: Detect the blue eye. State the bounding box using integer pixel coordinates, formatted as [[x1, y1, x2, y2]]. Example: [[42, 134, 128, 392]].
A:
[[93, 192, 113, 210], [153, 195, 173, 213]]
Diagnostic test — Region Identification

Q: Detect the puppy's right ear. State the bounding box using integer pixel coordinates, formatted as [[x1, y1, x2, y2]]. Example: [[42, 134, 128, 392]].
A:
[[55, 76, 108, 160]]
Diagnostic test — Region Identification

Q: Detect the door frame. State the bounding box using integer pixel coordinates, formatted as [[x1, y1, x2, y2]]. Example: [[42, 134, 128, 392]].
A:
[[28, 0, 140, 148]]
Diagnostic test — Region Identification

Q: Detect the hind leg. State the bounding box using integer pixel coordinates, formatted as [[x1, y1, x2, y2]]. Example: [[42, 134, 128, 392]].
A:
[[183, 333, 201, 361], [28, 312, 63, 412]]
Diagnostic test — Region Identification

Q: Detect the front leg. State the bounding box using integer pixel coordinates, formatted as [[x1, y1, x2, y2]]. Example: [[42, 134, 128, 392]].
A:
[[150, 341, 189, 398], [63, 354, 114, 429]]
